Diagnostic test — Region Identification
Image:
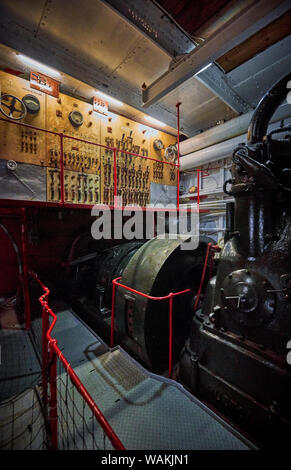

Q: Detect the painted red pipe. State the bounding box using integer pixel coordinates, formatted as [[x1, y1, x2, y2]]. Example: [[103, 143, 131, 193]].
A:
[[197, 169, 200, 210], [59, 133, 65, 204], [113, 148, 117, 205], [176, 102, 181, 210], [49, 350, 58, 449], [42, 304, 49, 406], [110, 282, 116, 348]]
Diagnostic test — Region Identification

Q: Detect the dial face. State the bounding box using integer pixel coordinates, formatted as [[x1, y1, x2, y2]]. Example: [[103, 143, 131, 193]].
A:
[[69, 110, 84, 127], [153, 138, 164, 151], [22, 94, 40, 114], [165, 144, 177, 162]]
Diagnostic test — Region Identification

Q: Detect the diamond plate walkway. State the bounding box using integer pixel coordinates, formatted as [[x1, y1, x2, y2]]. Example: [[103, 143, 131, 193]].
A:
[[49, 307, 254, 450]]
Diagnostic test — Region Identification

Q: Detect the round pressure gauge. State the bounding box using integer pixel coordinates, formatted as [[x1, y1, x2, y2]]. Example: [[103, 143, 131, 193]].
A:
[[165, 144, 178, 162], [69, 110, 84, 127], [153, 138, 164, 151], [22, 94, 40, 114]]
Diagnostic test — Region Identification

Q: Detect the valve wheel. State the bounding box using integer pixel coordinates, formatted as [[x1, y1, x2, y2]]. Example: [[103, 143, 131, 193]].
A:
[[0, 94, 27, 120]]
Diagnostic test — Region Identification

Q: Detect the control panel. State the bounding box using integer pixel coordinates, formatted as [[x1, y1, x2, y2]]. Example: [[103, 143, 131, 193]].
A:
[[0, 71, 177, 206]]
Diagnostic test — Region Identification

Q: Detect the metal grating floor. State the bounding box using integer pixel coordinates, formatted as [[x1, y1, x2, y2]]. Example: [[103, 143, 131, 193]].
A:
[[0, 329, 41, 402], [0, 307, 254, 450], [52, 308, 253, 450]]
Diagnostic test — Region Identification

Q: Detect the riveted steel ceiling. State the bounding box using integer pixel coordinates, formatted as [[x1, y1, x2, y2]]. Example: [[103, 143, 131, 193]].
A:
[[0, 0, 289, 137]]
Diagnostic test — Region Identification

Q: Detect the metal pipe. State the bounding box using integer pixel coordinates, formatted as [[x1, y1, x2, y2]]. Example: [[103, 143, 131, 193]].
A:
[[176, 102, 181, 210], [113, 148, 117, 206], [180, 103, 291, 156], [181, 135, 243, 169], [248, 72, 291, 144], [42, 303, 48, 406], [110, 282, 116, 348], [59, 133, 64, 204], [180, 115, 291, 170]]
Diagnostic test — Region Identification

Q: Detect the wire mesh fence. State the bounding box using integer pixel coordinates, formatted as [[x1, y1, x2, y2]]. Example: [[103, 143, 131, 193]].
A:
[[55, 359, 115, 450], [29, 271, 125, 450], [0, 386, 48, 450]]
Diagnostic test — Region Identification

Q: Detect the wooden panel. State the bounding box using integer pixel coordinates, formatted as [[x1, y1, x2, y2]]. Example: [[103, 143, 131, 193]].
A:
[[46, 167, 100, 204], [150, 129, 178, 186], [46, 93, 101, 174], [0, 71, 47, 166], [100, 113, 151, 205], [217, 11, 291, 73], [100, 114, 177, 205], [0, 71, 177, 206]]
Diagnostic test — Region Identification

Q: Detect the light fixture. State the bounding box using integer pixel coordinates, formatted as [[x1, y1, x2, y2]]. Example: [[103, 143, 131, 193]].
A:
[[145, 115, 166, 127], [95, 91, 123, 106], [17, 54, 61, 77], [195, 63, 212, 76]]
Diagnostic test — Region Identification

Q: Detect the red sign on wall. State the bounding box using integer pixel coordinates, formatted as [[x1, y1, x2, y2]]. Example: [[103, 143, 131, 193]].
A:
[[93, 95, 108, 116], [30, 71, 60, 98]]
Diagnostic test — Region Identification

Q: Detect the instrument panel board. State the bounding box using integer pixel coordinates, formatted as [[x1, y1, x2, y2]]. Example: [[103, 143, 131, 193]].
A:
[[0, 71, 177, 206]]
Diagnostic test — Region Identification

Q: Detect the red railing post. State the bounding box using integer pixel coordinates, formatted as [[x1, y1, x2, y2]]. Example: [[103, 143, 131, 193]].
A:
[[176, 102, 181, 211], [113, 147, 117, 207], [197, 169, 200, 211], [111, 277, 190, 378], [110, 281, 117, 347], [42, 304, 49, 406], [20, 208, 31, 330], [49, 344, 58, 450], [59, 133, 65, 204], [168, 292, 174, 378]]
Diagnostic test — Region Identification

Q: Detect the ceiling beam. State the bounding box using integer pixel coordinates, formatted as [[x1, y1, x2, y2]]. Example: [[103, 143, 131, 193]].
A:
[[101, 0, 252, 118], [100, 0, 196, 58], [0, 16, 194, 136], [142, 0, 290, 107], [195, 63, 253, 114]]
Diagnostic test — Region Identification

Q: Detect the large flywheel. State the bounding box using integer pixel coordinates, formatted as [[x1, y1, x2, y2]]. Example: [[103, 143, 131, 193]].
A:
[[114, 236, 212, 372]]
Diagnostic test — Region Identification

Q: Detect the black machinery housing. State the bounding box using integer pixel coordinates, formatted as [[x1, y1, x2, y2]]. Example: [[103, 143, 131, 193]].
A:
[[179, 72, 291, 448]]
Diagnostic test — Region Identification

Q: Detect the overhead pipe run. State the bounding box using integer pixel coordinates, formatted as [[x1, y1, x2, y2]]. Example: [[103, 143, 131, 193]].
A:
[[179, 103, 291, 157], [180, 112, 291, 171]]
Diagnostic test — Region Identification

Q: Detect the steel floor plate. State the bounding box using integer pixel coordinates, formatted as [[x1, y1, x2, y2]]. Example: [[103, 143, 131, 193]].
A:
[[52, 308, 253, 450], [0, 329, 41, 402]]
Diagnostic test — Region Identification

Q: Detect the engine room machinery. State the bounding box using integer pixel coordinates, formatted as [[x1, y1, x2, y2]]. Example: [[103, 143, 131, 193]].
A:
[[72, 235, 212, 373], [179, 72, 291, 448], [65, 73, 290, 448]]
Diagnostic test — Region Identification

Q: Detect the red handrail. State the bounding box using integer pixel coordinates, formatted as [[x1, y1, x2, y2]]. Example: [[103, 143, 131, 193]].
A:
[[0, 116, 201, 210], [111, 276, 191, 377], [30, 270, 125, 450]]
